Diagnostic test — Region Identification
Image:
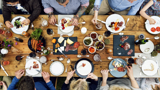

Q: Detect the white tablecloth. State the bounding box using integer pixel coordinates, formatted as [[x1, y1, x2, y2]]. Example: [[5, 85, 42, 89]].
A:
[[132, 53, 160, 78]]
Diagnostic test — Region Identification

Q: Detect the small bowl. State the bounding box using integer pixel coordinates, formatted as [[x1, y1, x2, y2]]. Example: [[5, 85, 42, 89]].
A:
[[90, 32, 98, 40], [98, 35, 103, 41], [83, 37, 93, 46], [88, 46, 96, 54], [94, 41, 105, 51]]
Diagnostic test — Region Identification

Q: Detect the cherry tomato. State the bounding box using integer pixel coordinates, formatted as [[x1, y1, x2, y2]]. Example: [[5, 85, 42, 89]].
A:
[[74, 42, 80, 48], [156, 27, 160, 32], [151, 27, 156, 32], [115, 27, 120, 31]]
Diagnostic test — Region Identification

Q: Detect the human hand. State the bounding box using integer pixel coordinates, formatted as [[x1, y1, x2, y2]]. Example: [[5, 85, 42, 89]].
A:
[[86, 73, 98, 81], [126, 66, 134, 79], [49, 15, 56, 25], [5, 21, 13, 28], [71, 17, 79, 26], [15, 69, 25, 79], [42, 72, 50, 83], [149, 18, 156, 25], [0, 81, 7, 90], [101, 69, 109, 81], [91, 16, 97, 25], [66, 70, 75, 81], [21, 19, 30, 25]]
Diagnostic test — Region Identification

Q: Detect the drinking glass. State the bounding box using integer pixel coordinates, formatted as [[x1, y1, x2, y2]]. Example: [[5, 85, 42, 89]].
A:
[[93, 54, 102, 62], [95, 22, 103, 30], [47, 28, 54, 36], [5, 29, 12, 38], [41, 18, 49, 28], [103, 31, 111, 38]]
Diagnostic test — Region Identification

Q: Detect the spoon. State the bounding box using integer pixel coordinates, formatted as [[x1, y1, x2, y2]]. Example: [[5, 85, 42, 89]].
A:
[[65, 58, 70, 72], [55, 24, 62, 28], [146, 36, 160, 40]]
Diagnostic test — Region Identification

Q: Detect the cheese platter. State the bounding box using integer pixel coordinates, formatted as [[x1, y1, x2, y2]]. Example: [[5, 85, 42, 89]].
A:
[[53, 37, 79, 55]]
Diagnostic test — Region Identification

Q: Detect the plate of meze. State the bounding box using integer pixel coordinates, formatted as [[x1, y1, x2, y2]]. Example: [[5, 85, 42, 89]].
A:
[[25, 59, 41, 76], [11, 16, 29, 34]]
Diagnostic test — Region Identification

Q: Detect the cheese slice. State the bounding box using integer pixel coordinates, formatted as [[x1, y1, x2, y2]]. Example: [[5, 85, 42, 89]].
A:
[[64, 40, 66, 46], [55, 49, 57, 53], [67, 38, 74, 45], [58, 37, 64, 43]]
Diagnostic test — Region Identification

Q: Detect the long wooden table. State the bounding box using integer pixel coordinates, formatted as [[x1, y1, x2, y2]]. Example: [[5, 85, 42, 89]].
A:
[[0, 15, 159, 77]]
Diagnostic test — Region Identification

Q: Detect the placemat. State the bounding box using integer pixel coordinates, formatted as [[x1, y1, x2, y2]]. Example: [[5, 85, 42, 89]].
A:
[[113, 35, 135, 56]]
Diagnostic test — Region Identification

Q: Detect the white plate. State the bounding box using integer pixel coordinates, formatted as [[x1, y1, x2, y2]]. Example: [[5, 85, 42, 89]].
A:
[[76, 60, 92, 76], [59, 17, 74, 33], [11, 16, 29, 34], [106, 14, 125, 33], [25, 59, 41, 76], [142, 60, 158, 76], [50, 61, 64, 76], [140, 40, 154, 54], [145, 16, 160, 34]]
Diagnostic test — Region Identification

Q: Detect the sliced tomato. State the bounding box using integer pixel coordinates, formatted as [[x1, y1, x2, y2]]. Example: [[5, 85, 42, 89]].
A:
[[151, 27, 156, 32], [156, 27, 160, 32], [115, 27, 120, 31], [74, 42, 80, 48]]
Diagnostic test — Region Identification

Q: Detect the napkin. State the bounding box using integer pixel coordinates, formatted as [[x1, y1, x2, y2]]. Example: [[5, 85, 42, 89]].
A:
[[132, 53, 160, 78], [25, 56, 42, 77], [58, 15, 74, 36]]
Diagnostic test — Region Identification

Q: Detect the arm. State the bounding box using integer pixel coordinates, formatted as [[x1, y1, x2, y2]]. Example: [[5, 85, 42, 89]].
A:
[[2, 2, 11, 23], [126, 66, 139, 88], [91, 0, 102, 24], [71, 1, 89, 26], [42, 72, 56, 90], [28, 0, 42, 23], [46, 81, 56, 90], [140, 0, 155, 24], [127, 0, 144, 15], [87, 79, 98, 90], [7, 77, 19, 90]]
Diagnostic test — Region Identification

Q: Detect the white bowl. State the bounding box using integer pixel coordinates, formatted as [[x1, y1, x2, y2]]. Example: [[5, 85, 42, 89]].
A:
[[83, 37, 93, 46], [94, 41, 105, 51], [88, 46, 96, 54], [90, 32, 98, 40], [98, 35, 103, 41]]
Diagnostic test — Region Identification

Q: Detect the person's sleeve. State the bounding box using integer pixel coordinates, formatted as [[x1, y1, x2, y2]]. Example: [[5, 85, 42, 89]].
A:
[[89, 79, 98, 90], [42, 0, 53, 14], [46, 81, 56, 90], [127, 0, 144, 15], [7, 77, 20, 90], [99, 84, 109, 90], [61, 83, 69, 90], [79, 0, 89, 6], [28, 0, 41, 23], [93, 0, 103, 11], [2, 2, 11, 24]]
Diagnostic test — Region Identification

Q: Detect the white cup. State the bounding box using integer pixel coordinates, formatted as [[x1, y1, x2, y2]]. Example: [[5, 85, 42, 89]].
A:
[[81, 27, 87, 34], [39, 56, 47, 64], [1, 49, 8, 54]]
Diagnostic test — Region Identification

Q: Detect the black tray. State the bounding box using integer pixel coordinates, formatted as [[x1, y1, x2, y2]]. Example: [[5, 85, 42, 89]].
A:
[[113, 35, 135, 56], [53, 37, 78, 55]]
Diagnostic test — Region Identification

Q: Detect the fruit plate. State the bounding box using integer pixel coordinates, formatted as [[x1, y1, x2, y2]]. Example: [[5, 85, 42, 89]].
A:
[[11, 16, 29, 34], [145, 16, 160, 34], [105, 14, 125, 33], [109, 58, 127, 77], [74, 58, 94, 78]]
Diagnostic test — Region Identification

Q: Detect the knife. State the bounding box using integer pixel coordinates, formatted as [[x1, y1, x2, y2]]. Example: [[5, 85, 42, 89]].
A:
[[31, 23, 34, 30], [58, 48, 67, 58], [1, 65, 8, 76]]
